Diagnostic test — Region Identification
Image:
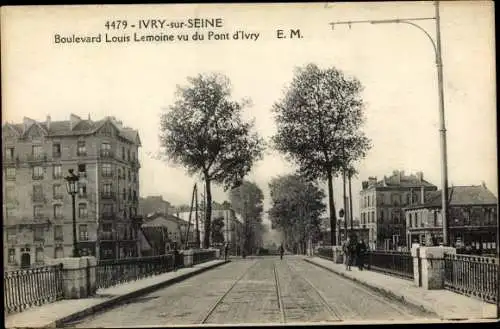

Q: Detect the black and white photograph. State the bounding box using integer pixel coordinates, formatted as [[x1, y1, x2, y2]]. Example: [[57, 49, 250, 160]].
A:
[[1, 2, 498, 327]]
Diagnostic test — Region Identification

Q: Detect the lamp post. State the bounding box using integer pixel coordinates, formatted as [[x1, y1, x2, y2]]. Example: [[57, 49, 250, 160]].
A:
[[65, 169, 80, 257], [329, 0, 449, 246]]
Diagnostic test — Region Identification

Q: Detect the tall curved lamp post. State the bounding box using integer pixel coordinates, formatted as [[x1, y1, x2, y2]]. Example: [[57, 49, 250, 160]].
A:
[[330, 1, 450, 246], [65, 169, 80, 257]]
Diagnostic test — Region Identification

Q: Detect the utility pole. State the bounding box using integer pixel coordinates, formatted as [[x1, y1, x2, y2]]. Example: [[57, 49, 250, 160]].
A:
[[195, 184, 200, 248], [349, 169, 354, 231], [329, 0, 450, 246], [342, 141, 348, 242]]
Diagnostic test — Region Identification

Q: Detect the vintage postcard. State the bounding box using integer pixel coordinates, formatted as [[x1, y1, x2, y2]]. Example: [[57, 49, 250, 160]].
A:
[[2, 1, 498, 327]]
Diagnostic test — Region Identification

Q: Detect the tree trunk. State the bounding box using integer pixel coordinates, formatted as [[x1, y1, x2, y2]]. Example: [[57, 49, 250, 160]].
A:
[[327, 169, 337, 246], [204, 177, 212, 249]]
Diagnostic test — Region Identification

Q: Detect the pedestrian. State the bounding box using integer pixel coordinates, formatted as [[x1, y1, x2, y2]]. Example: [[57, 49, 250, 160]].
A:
[[357, 239, 367, 270], [224, 242, 229, 261], [348, 235, 358, 270], [173, 244, 179, 271], [342, 238, 350, 270], [279, 244, 284, 260]]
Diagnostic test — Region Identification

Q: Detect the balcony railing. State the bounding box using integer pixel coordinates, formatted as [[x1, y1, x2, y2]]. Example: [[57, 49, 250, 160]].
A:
[[101, 192, 116, 200], [102, 213, 117, 220], [444, 253, 498, 303], [32, 175, 44, 180], [27, 154, 48, 162], [130, 159, 140, 168], [99, 231, 116, 241], [52, 151, 61, 158], [32, 194, 46, 202], [100, 150, 114, 158], [53, 194, 64, 200], [4, 264, 64, 314], [3, 155, 20, 165]]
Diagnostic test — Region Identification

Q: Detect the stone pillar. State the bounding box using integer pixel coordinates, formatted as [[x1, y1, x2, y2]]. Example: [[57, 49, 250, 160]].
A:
[[46, 256, 97, 299], [419, 246, 456, 290], [182, 249, 194, 267], [411, 245, 420, 287], [332, 246, 344, 264]]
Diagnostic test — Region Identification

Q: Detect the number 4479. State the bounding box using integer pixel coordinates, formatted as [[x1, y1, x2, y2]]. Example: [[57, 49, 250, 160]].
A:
[[105, 20, 128, 30]]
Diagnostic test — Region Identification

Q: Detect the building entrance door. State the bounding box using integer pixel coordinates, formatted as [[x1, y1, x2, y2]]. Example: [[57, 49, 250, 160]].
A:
[[21, 253, 31, 268]]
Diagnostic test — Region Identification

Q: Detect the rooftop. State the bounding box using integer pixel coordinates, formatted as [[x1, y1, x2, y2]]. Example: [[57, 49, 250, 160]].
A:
[[3, 114, 141, 145], [405, 184, 498, 210], [362, 170, 436, 190]]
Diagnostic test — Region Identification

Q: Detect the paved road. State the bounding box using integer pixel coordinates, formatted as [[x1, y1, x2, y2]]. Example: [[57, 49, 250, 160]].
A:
[[68, 256, 437, 326]]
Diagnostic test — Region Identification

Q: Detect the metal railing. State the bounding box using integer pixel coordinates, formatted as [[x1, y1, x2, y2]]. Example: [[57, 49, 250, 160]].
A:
[[315, 246, 334, 260], [193, 250, 217, 265], [444, 253, 498, 303], [95, 254, 176, 290], [366, 250, 414, 280], [4, 264, 64, 314]]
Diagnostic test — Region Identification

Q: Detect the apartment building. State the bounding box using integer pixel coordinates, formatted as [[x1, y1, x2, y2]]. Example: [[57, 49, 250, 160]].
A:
[[3, 114, 142, 268], [359, 170, 438, 250]]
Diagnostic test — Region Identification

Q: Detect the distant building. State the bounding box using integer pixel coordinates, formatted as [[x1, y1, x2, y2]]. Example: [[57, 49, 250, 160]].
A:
[[3, 114, 142, 269], [404, 184, 498, 254], [359, 170, 438, 250], [139, 195, 171, 217], [141, 213, 195, 251]]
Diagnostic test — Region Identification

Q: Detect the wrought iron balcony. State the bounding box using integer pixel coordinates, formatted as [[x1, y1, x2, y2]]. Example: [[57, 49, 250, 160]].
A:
[[99, 231, 116, 241], [102, 212, 117, 220], [101, 192, 116, 200], [32, 194, 46, 202], [53, 194, 64, 200], [100, 150, 114, 158], [27, 153, 48, 163]]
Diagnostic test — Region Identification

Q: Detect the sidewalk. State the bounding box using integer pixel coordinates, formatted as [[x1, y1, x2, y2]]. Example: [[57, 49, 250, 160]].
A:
[[305, 256, 497, 321], [5, 259, 228, 328]]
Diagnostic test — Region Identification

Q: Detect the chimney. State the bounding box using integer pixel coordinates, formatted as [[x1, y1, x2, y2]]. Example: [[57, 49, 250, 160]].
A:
[[416, 171, 423, 182], [69, 113, 81, 131], [46, 115, 51, 130], [393, 170, 401, 184], [23, 116, 36, 133], [481, 181, 486, 189]]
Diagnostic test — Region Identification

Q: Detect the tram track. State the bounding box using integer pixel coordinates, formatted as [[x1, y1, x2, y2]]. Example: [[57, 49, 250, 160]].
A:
[[280, 260, 342, 322], [273, 262, 286, 323], [200, 260, 260, 324]]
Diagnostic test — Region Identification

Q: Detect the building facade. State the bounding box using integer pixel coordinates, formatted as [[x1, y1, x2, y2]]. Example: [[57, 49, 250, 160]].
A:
[[3, 114, 142, 268], [359, 170, 438, 250], [139, 196, 172, 217], [404, 184, 498, 255]]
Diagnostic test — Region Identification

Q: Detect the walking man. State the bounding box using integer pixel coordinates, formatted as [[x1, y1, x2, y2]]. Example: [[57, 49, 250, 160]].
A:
[[224, 242, 229, 261], [279, 244, 284, 260], [357, 239, 367, 270], [342, 238, 351, 270], [173, 244, 179, 271]]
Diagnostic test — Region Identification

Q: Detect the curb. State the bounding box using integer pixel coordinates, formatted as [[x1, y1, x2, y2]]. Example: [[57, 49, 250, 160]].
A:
[[303, 258, 440, 318], [53, 260, 230, 328]]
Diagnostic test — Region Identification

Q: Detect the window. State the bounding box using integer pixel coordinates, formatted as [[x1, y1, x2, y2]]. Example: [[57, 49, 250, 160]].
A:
[[102, 223, 112, 232], [79, 203, 88, 218], [6, 186, 15, 202], [101, 142, 111, 157], [8, 249, 15, 264], [128, 188, 132, 200], [380, 209, 384, 222], [54, 225, 63, 241], [433, 211, 438, 227], [77, 141, 86, 156], [118, 168, 122, 179], [55, 247, 64, 258], [32, 166, 44, 180], [53, 165, 62, 179], [34, 227, 44, 241], [33, 185, 44, 202], [79, 224, 88, 241], [78, 164, 86, 177], [53, 184, 63, 199], [123, 188, 126, 200], [6, 207, 15, 219], [128, 169, 131, 181], [102, 163, 112, 177], [372, 211, 375, 223], [103, 183, 113, 197], [53, 143, 61, 157], [122, 146, 125, 160], [5, 147, 15, 161], [127, 149, 130, 161], [54, 204, 63, 219], [32, 145, 43, 159], [463, 208, 471, 225], [103, 204, 114, 215], [78, 183, 87, 198], [6, 167, 16, 180], [36, 248, 44, 263]]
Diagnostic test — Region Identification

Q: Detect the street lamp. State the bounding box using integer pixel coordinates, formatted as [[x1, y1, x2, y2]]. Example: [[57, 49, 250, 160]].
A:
[[65, 169, 80, 257], [330, 0, 450, 246]]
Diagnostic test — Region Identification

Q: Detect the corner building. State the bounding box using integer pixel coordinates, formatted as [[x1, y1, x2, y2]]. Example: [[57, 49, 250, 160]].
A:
[[3, 114, 142, 269], [359, 170, 437, 250]]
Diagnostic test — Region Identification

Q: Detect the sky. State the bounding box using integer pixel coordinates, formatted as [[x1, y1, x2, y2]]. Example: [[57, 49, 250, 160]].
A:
[[2, 2, 497, 231]]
